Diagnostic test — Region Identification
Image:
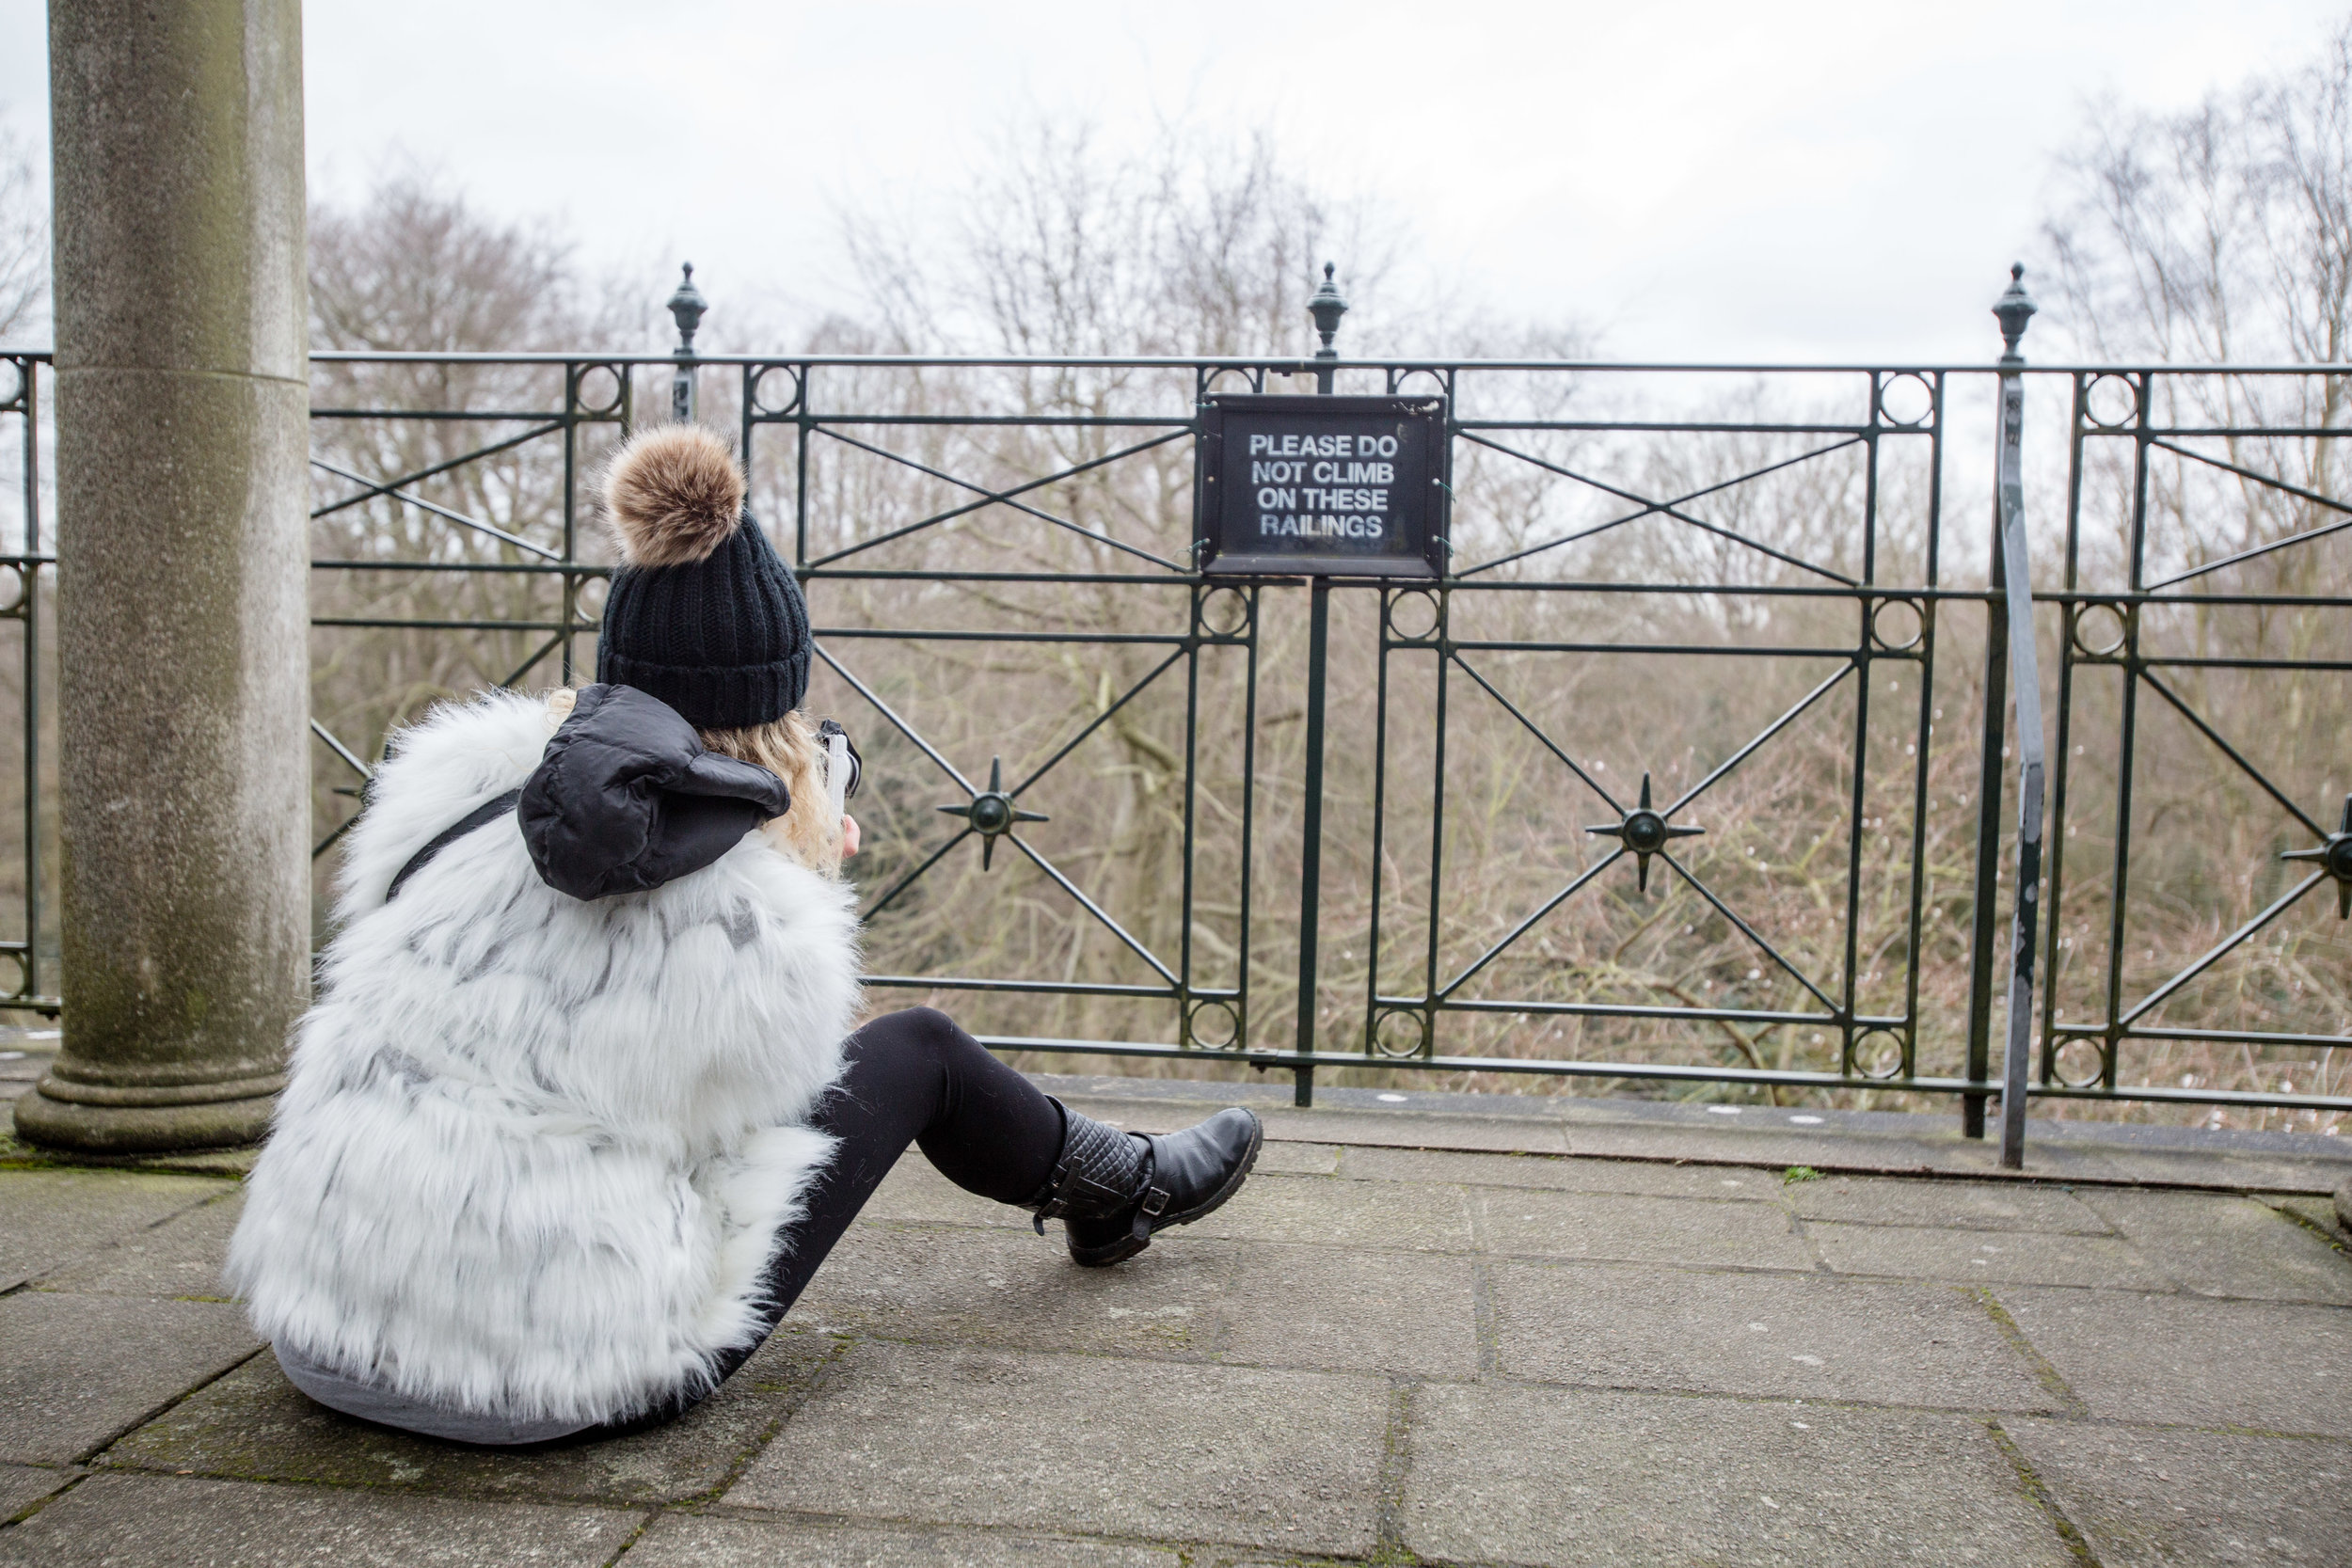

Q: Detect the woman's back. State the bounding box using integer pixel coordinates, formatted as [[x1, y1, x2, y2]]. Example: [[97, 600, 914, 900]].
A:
[[227, 689, 860, 1428]]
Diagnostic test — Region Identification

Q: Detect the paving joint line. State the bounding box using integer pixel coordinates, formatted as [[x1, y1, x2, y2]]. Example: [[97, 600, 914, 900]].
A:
[[0, 1466, 91, 1533], [1985, 1418, 2104, 1567], [1370, 1376, 1419, 1563], [654, 1497, 1301, 1560], [2263, 1194, 2352, 1251], [73, 1339, 272, 1467], [1467, 1258, 1502, 1379], [594, 1507, 662, 1565], [1965, 1287, 2090, 1419]]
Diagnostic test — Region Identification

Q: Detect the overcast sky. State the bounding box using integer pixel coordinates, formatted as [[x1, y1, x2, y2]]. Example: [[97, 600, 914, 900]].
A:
[[2, 0, 2345, 361]]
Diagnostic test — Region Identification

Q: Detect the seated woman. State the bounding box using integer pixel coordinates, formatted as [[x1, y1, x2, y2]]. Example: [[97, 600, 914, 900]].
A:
[[228, 426, 1260, 1445]]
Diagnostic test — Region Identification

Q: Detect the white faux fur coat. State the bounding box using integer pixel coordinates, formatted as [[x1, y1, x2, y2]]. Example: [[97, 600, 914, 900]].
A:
[[228, 691, 861, 1426]]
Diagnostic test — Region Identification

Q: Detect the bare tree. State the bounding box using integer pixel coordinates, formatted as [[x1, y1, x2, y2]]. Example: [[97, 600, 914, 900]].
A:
[[2034, 19, 2352, 1129], [0, 119, 47, 344], [303, 169, 645, 922], [2044, 22, 2352, 368]]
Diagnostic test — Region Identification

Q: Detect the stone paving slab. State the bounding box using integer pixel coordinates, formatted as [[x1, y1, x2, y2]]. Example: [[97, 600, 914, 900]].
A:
[[795, 1224, 1233, 1358], [625, 1513, 1186, 1566], [2004, 1418, 2352, 1567], [725, 1341, 1390, 1557], [1243, 1139, 1338, 1175], [2088, 1145, 2352, 1196], [105, 1329, 836, 1505], [1208, 1239, 1478, 1378], [803, 1222, 1480, 1379], [1470, 1187, 1816, 1270], [1806, 1220, 2172, 1290], [0, 1171, 229, 1291], [0, 1465, 72, 1521], [1996, 1286, 2352, 1436], [1783, 1175, 2117, 1233], [1564, 1120, 2012, 1179], [0, 1471, 643, 1567], [1340, 1145, 1788, 1200], [31, 1190, 244, 1300], [1489, 1259, 2058, 1412], [2077, 1187, 2352, 1304], [1173, 1170, 1475, 1251], [0, 1292, 258, 1465], [1403, 1381, 2074, 1567]]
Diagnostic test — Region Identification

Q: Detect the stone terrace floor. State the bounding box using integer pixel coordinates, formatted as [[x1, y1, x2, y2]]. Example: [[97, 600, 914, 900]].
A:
[[3, 1044, 2351, 1566]]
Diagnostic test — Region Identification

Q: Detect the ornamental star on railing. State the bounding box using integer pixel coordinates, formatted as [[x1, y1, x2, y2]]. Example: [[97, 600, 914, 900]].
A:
[[937, 756, 1050, 871], [1583, 771, 1704, 893], [2280, 793, 2352, 919]]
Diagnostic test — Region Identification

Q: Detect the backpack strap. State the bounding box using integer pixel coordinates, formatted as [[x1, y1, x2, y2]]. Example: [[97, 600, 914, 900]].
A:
[[385, 788, 523, 902]]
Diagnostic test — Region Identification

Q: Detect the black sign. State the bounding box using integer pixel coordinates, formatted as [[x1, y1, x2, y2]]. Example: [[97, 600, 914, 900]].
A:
[[1195, 393, 1447, 578]]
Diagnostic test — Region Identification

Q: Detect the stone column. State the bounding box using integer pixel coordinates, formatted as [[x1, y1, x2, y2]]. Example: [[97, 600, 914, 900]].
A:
[[14, 0, 311, 1151]]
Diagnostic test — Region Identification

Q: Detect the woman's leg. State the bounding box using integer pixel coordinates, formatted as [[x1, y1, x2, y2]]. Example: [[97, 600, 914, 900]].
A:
[[791, 1004, 1067, 1263], [606, 1007, 1062, 1432], [607, 1006, 1256, 1435]]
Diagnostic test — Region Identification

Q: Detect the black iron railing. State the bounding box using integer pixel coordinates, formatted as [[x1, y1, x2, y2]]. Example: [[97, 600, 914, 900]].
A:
[[4, 269, 2347, 1143]]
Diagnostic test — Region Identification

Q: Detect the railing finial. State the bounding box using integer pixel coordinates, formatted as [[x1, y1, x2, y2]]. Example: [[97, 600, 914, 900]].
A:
[[1994, 261, 2037, 366], [667, 262, 707, 355], [1308, 261, 1348, 394], [1309, 261, 1349, 356], [667, 263, 707, 421]]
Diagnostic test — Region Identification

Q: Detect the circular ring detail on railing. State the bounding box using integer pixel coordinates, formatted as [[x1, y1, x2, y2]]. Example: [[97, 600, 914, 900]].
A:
[[1386, 587, 1441, 642], [2052, 1037, 2106, 1089], [1852, 1028, 1906, 1081], [1187, 1000, 1241, 1051], [2072, 602, 2128, 658], [1201, 367, 1256, 397], [572, 573, 611, 620], [1197, 585, 1251, 638], [1868, 596, 1924, 653], [1391, 368, 1446, 398], [0, 357, 24, 410], [1, 949, 26, 1004], [0, 564, 24, 619], [1373, 1007, 1431, 1059], [574, 364, 627, 418], [2083, 373, 2138, 431], [1876, 372, 1934, 429], [751, 364, 803, 417]]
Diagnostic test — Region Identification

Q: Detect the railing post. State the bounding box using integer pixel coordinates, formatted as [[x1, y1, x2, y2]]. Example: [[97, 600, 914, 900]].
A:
[[1290, 263, 1349, 1106], [1962, 532, 2009, 1137], [19, 0, 312, 1151], [1294, 576, 1329, 1107], [668, 263, 707, 423], [1991, 265, 2045, 1169]]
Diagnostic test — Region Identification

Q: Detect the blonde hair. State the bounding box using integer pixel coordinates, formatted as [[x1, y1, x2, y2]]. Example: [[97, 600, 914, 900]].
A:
[[698, 710, 843, 877]]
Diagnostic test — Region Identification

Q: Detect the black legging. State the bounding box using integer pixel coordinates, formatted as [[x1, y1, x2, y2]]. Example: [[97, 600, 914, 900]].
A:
[[610, 1006, 1064, 1431]]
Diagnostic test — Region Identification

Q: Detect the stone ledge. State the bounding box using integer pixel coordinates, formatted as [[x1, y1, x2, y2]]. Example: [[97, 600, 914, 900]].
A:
[[1031, 1071, 2352, 1196]]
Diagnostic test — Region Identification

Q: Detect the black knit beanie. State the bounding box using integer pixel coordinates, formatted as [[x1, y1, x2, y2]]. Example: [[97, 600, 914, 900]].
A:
[[595, 426, 811, 730]]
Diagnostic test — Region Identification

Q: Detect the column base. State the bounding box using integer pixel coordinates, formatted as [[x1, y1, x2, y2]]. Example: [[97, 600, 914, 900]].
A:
[[12, 1082, 277, 1153]]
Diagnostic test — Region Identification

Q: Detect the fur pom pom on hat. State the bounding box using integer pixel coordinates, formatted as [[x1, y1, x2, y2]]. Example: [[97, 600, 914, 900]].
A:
[[604, 425, 747, 567], [597, 426, 812, 729]]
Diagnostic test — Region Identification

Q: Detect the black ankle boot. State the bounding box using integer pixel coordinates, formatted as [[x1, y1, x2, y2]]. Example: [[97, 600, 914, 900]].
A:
[[1023, 1100, 1263, 1267]]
